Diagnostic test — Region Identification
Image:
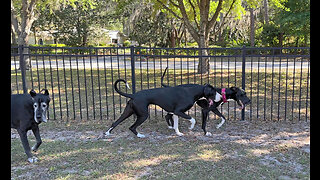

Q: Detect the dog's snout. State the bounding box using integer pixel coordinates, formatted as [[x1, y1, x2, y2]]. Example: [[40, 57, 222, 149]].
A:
[[36, 114, 42, 118]]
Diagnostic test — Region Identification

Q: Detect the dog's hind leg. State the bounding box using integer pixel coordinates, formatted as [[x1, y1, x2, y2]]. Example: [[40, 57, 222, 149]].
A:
[[105, 102, 134, 136], [172, 115, 183, 136], [173, 111, 195, 130], [129, 114, 148, 138], [165, 113, 174, 129]]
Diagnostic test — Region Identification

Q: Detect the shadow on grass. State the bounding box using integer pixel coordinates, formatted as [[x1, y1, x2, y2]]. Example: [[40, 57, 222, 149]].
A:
[[11, 118, 310, 179]]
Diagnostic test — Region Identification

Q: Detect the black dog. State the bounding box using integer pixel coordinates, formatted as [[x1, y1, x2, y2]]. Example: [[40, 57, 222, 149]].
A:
[[161, 67, 251, 136], [104, 79, 216, 137], [11, 89, 50, 163], [195, 87, 251, 135]]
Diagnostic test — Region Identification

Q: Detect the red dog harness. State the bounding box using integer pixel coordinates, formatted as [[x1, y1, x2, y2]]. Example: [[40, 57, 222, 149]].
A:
[[221, 88, 228, 103]]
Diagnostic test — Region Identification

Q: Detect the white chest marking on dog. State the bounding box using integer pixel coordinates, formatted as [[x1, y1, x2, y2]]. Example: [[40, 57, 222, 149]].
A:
[[41, 102, 48, 122], [33, 103, 39, 123], [216, 117, 225, 129], [173, 115, 183, 136], [214, 93, 222, 102]]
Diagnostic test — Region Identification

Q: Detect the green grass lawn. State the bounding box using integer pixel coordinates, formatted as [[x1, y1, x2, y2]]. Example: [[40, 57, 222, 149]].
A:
[[11, 119, 310, 179]]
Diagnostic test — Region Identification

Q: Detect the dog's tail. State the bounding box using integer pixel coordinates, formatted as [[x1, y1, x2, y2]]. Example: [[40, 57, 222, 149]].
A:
[[161, 67, 171, 88], [114, 79, 134, 98]]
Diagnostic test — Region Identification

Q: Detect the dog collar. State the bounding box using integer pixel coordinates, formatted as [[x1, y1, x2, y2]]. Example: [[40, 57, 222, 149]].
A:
[[221, 88, 228, 103]]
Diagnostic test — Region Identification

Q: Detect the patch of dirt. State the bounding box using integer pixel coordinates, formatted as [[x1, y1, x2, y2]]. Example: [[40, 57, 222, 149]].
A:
[[11, 120, 310, 152], [11, 120, 309, 178]]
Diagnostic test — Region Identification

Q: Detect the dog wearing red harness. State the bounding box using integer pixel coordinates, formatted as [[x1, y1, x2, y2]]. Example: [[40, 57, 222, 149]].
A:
[[161, 67, 251, 136], [195, 87, 251, 135]]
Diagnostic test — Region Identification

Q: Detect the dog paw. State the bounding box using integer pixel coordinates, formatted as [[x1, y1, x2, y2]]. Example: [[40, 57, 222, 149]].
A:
[[104, 131, 111, 136], [216, 124, 223, 129], [27, 157, 38, 163], [205, 132, 212, 136], [137, 133, 146, 138], [168, 126, 174, 129], [176, 132, 184, 136], [189, 118, 196, 130], [31, 146, 38, 152]]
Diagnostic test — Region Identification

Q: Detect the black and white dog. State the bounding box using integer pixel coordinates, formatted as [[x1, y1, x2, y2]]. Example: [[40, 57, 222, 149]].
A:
[[11, 89, 50, 163], [104, 79, 217, 138], [161, 67, 251, 136]]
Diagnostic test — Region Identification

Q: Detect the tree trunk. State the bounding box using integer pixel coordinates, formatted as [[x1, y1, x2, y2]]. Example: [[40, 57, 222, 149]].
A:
[[197, 33, 209, 74], [11, 0, 37, 69], [264, 0, 269, 25], [11, 25, 17, 45], [17, 30, 31, 69], [250, 8, 255, 47]]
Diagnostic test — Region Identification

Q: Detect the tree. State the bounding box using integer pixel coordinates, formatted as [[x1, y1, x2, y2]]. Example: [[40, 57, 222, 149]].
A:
[[11, 0, 95, 67], [154, 0, 255, 73], [274, 0, 310, 47], [260, 0, 310, 47]]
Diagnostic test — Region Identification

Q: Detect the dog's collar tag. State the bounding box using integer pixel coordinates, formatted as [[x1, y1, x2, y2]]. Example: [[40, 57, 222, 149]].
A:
[[221, 88, 228, 103]]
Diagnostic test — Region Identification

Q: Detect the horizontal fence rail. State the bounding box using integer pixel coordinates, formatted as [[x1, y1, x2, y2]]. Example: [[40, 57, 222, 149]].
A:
[[11, 46, 310, 122]]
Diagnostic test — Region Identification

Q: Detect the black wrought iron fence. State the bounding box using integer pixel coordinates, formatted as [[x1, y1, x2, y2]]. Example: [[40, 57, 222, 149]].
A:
[[11, 46, 310, 122]]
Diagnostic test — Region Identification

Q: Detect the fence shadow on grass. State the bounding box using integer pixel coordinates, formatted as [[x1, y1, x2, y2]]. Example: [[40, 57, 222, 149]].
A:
[[11, 118, 310, 179]]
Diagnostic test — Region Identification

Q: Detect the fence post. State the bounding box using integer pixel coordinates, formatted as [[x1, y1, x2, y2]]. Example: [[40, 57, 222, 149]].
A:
[[130, 46, 136, 94], [241, 45, 246, 121], [19, 45, 28, 94]]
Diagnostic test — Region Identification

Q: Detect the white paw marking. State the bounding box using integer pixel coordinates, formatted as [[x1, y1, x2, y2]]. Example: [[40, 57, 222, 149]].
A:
[[28, 157, 38, 163], [105, 132, 110, 136], [137, 133, 145, 138], [176, 132, 184, 136], [205, 132, 212, 136], [105, 128, 113, 136], [189, 118, 196, 130], [168, 126, 174, 129], [216, 117, 225, 129]]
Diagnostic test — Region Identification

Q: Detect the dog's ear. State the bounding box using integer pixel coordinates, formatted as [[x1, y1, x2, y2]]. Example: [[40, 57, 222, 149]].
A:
[[41, 89, 49, 96], [230, 87, 238, 92], [204, 84, 215, 97], [29, 89, 37, 97]]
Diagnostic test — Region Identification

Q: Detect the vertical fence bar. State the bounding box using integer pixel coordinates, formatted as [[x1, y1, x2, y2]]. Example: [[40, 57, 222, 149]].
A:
[[241, 46, 246, 121], [130, 46, 136, 94], [19, 45, 28, 94]]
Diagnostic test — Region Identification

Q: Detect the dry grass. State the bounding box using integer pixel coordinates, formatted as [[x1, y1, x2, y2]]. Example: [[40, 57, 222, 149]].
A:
[[11, 118, 310, 179]]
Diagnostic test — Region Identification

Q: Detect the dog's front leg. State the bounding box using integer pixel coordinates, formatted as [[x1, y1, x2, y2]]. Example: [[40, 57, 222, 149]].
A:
[[17, 129, 38, 163], [201, 108, 211, 136], [31, 126, 42, 152], [211, 108, 226, 129], [172, 115, 183, 136]]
